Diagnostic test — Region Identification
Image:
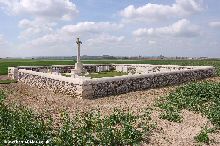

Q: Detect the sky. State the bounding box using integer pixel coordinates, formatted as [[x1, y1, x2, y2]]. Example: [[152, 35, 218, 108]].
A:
[[0, 0, 220, 58]]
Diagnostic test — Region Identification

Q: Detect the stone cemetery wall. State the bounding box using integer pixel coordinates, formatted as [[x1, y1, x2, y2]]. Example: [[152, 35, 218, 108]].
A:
[[17, 69, 84, 98], [9, 65, 216, 99], [8, 67, 18, 80], [85, 66, 216, 98]]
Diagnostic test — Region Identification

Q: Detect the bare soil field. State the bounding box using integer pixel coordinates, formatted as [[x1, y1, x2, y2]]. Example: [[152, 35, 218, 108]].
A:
[[0, 75, 220, 145]]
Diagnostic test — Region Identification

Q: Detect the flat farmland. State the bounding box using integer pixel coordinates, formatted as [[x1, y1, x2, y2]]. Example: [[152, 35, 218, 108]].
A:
[[0, 59, 220, 145], [1, 59, 220, 75]]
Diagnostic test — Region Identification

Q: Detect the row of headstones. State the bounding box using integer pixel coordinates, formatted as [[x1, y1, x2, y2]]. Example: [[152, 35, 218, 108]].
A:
[[115, 65, 182, 74], [40, 66, 111, 74], [96, 66, 110, 72], [115, 66, 128, 73]]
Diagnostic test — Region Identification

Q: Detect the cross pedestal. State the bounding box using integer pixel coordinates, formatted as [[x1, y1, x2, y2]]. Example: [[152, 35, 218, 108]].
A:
[[75, 62, 83, 71]]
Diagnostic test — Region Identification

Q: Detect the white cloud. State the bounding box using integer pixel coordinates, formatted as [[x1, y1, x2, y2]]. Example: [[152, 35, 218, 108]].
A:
[[120, 0, 203, 22], [0, 0, 78, 21], [1, 0, 218, 58], [27, 34, 67, 47], [22, 21, 124, 50], [18, 19, 56, 39], [133, 19, 200, 38], [0, 0, 80, 57], [61, 22, 124, 36], [209, 21, 220, 28], [87, 34, 124, 46], [0, 0, 78, 40], [148, 40, 156, 45]]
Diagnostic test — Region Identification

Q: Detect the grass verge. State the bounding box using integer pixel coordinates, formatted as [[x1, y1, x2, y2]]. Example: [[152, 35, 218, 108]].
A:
[[0, 80, 17, 84]]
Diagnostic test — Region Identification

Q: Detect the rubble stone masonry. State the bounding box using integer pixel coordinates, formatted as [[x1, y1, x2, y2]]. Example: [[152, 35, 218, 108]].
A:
[[10, 65, 216, 98]]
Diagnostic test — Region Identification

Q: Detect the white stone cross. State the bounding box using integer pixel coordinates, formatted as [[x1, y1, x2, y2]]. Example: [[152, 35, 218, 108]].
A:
[[76, 37, 82, 63]]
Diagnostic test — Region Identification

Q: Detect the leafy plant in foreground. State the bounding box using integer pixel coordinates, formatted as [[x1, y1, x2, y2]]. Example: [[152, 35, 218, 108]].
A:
[[0, 90, 154, 145], [53, 108, 155, 145], [157, 82, 220, 125], [0, 102, 53, 145], [195, 128, 210, 144], [194, 126, 216, 144], [157, 82, 220, 144]]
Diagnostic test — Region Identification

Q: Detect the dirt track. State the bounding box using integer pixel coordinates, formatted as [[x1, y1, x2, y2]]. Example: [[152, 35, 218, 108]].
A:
[[0, 76, 220, 146]]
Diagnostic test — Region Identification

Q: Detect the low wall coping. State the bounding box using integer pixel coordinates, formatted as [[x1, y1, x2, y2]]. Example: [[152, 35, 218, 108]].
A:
[[83, 66, 215, 84], [18, 69, 84, 84], [17, 65, 216, 85]]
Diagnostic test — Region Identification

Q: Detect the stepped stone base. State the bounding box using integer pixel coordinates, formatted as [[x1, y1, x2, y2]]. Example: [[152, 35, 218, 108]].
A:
[[71, 62, 87, 77]]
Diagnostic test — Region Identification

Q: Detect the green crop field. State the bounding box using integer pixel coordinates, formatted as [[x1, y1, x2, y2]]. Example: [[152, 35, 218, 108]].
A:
[[1, 59, 220, 76], [0, 59, 75, 75]]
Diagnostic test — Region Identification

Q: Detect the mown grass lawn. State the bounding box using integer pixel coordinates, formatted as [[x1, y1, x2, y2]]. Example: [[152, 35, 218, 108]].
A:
[[87, 71, 128, 78], [62, 71, 128, 78]]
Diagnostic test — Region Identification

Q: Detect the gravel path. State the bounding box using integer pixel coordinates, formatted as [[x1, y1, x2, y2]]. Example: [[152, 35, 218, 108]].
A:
[[0, 76, 220, 145]]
